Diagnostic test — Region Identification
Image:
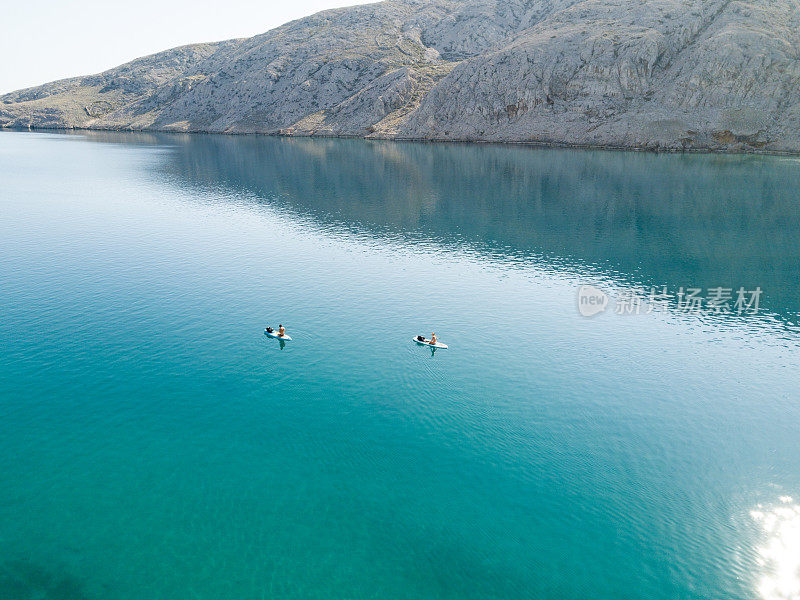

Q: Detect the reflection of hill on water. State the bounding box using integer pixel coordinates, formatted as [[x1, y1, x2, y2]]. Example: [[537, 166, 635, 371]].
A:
[[77, 131, 800, 323]]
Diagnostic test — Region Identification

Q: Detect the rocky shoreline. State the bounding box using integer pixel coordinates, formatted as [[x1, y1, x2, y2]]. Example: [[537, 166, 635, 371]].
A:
[[7, 125, 800, 158]]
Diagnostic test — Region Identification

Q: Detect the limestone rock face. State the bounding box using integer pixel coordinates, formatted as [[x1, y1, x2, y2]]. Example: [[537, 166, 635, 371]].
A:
[[3, 0, 800, 152]]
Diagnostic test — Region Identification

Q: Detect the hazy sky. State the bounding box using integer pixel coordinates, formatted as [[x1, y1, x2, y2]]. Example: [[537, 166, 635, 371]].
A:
[[0, 1, 376, 94]]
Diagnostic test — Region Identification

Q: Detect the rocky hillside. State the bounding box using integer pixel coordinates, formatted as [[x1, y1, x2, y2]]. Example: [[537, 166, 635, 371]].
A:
[[3, 0, 800, 152]]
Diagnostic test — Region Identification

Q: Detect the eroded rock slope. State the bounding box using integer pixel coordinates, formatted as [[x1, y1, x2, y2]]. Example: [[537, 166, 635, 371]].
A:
[[2, 0, 799, 152]]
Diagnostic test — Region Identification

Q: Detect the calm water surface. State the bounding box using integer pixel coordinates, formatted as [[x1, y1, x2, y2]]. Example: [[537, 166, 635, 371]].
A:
[[1, 131, 800, 599]]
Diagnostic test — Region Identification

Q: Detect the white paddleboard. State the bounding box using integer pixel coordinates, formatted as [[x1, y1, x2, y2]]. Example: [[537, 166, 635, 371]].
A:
[[413, 337, 448, 349], [265, 329, 292, 341]]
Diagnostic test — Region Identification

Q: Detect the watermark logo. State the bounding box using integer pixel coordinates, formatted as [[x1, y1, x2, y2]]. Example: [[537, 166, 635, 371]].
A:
[[577, 285, 609, 317], [576, 284, 763, 317]]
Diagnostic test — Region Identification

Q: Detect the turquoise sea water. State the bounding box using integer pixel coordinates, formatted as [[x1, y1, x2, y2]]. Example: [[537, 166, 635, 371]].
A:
[[2, 130, 800, 599]]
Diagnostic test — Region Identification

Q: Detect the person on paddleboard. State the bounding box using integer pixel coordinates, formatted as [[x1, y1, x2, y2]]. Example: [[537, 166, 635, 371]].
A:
[[278, 324, 286, 337], [430, 332, 437, 345]]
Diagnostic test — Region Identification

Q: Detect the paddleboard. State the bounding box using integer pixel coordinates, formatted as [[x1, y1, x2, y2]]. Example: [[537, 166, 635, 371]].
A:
[[265, 329, 293, 341], [413, 337, 448, 349]]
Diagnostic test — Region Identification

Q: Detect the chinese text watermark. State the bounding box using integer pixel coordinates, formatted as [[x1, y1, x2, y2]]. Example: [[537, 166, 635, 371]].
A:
[[578, 285, 763, 317]]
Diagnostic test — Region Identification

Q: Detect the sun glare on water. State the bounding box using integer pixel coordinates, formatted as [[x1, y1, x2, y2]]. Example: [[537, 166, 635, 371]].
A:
[[751, 497, 800, 600]]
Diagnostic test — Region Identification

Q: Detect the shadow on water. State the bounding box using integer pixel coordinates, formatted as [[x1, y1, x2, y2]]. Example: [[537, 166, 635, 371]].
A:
[[71, 131, 800, 325], [0, 559, 91, 600]]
